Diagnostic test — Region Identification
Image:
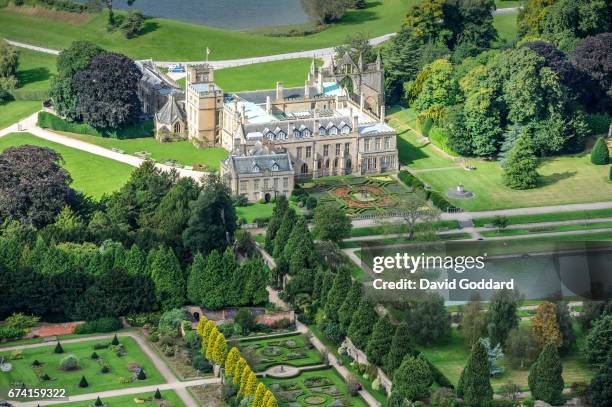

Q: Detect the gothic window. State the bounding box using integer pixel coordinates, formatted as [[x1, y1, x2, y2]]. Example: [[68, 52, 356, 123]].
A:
[[306, 146, 312, 158], [173, 122, 181, 134], [301, 163, 308, 174], [323, 145, 329, 156], [335, 144, 340, 155]]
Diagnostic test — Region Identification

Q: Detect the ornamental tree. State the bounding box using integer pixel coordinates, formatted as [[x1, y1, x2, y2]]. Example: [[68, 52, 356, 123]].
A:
[[212, 333, 227, 366], [196, 315, 208, 337], [347, 298, 378, 349], [487, 289, 520, 346], [584, 314, 612, 366], [555, 301, 576, 355], [205, 328, 219, 361], [78, 375, 88, 388], [528, 343, 564, 404], [253, 382, 267, 407], [457, 341, 493, 406], [232, 358, 246, 386], [461, 294, 487, 350], [590, 355, 612, 407], [324, 266, 352, 323], [503, 135, 539, 189], [312, 204, 352, 244], [384, 323, 415, 374], [73, 52, 142, 129], [201, 320, 216, 352], [591, 137, 610, 165], [264, 195, 289, 252], [366, 315, 395, 366], [245, 371, 258, 397], [392, 354, 433, 401], [224, 347, 240, 377], [338, 280, 362, 334], [531, 301, 562, 348]]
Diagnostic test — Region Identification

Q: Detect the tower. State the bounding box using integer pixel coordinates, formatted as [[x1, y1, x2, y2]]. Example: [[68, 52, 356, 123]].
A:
[[185, 64, 224, 147]]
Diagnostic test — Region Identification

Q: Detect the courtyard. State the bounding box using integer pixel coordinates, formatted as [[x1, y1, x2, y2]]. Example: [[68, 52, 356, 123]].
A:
[[0, 337, 164, 399]]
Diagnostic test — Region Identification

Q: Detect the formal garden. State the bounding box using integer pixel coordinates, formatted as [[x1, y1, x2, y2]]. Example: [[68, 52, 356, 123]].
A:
[[239, 334, 322, 372], [51, 390, 186, 407], [262, 368, 368, 407], [298, 175, 417, 217], [0, 337, 164, 399]]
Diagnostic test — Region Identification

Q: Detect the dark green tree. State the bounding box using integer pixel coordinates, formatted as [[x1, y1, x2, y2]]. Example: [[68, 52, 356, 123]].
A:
[[384, 323, 415, 374], [186, 252, 207, 305], [91, 352, 99, 360], [54, 342, 64, 354], [312, 204, 352, 244], [137, 369, 146, 380], [120, 10, 144, 39], [50, 41, 104, 121], [347, 298, 378, 349], [78, 375, 88, 388], [243, 258, 270, 305], [338, 280, 362, 334], [487, 289, 520, 346], [579, 300, 612, 330], [182, 175, 236, 256], [584, 314, 612, 366], [319, 272, 334, 306], [324, 267, 352, 323], [198, 250, 224, 309], [392, 354, 433, 401], [457, 341, 493, 406], [366, 315, 395, 366], [111, 334, 119, 346], [528, 343, 564, 405], [272, 209, 297, 258], [590, 355, 612, 407], [264, 195, 289, 253], [503, 135, 539, 190], [382, 27, 421, 103], [154, 388, 162, 400], [406, 293, 451, 345], [148, 246, 185, 310], [591, 137, 610, 165], [94, 397, 103, 407], [555, 301, 576, 355]]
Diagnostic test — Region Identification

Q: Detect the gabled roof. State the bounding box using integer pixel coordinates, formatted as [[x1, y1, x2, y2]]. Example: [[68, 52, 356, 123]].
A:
[[155, 96, 185, 125]]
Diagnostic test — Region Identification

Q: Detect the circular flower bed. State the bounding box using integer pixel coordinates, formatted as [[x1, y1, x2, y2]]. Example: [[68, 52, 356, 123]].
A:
[[304, 395, 326, 405]]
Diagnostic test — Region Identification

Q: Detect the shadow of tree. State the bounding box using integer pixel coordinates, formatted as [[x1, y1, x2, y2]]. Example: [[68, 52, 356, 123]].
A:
[[17, 68, 52, 88], [539, 171, 578, 187], [140, 19, 160, 36], [397, 132, 428, 165]]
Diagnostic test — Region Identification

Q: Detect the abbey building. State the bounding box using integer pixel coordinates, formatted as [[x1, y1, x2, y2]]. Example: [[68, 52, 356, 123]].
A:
[[137, 54, 399, 202]]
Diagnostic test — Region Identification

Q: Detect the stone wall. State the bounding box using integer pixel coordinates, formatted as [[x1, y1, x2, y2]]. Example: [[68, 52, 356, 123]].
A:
[[345, 337, 393, 394]]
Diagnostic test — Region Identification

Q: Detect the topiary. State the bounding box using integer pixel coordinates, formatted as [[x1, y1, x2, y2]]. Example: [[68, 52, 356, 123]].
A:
[[59, 355, 79, 371], [94, 396, 103, 407], [31, 359, 41, 367], [591, 137, 610, 165], [137, 369, 146, 380], [54, 342, 64, 354], [78, 375, 88, 388], [100, 365, 110, 374], [111, 334, 119, 346], [40, 373, 51, 381], [91, 352, 99, 360], [154, 389, 162, 400]]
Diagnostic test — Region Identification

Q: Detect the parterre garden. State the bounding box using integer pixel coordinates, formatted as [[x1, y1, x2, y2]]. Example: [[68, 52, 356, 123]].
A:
[[299, 175, 415, 217], [0, 337, 164, 399], [239, 334, 321, 372]]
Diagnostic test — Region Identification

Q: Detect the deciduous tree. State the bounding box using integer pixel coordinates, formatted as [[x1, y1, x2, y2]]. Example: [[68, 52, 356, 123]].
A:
[[503, 135, 539, 190], [487, 289, 520, 346], [590, 355, 612, 407], [531, 301, 562, 348], [313, 204, 352, 244]]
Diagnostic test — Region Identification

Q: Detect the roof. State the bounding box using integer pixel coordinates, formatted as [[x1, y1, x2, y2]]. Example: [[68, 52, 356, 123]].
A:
[[136, 59, 182, 94], [242, 116, 354, 140], [233, 86, 319, 104], [228, 152, 293, 175], [358, 122, 395, 135], [156, 96, 185, 125]]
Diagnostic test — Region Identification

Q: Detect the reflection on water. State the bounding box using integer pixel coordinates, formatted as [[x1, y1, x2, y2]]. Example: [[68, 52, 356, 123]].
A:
[[108, 0, 309, 30]]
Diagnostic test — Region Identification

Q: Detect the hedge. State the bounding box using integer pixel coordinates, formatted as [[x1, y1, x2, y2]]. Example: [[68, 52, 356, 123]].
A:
[[74, 317, 122, 334], [429, 191, 458, 212], [585, 113, 611, 135], [398, 171, 425, 189], [38, 111, 153, 139]]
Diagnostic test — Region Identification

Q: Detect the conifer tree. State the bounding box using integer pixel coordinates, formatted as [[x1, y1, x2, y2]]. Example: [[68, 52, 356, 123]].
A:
[[244, 258, 270, 305], [324, 266, 352, 323], [78, 375, 88, 388], [272, 209, 296, 258], [503, 135, 539, 189], [457, 341, 493, 406], [111, 334, 119, 346], [384, 323, 414, 374], [232, 358, 246, 386], [196, 315, 208, 337], [239, 365, 252, 396], [201, 320, 216, 353], [266, 395, 278, 407], [392, 354, 432, 401], [123, 244, 146, 275], [187, 252, 207, 305], [94, 397, 103, 407], [137, 369, 146, 380], [528, 343, 564, 405], [205, 328, 219, 361], [590, 355, 612, 407], [148, 246, 185, 310], [220, 247, 238, 300], [347, 298, 378, 349], [320, 273, 334, 306], [531, 301, 562, 348], [200, 250, 224, 309], [366, 315, 395, 366], [245, 371, 258, 397], [338, 280, 362, 334], [262, 390, 272, 406], [253, 382, 267, 407], [154, 388, 162, 400], [91, 352, 99, 360], [224, 347, 240, 378], [591, 136, 609, 165], [54, 341, 64, 354], [312, 270, 323, 302], [265, 195, 289, 252], [212, 333, 227, 366]]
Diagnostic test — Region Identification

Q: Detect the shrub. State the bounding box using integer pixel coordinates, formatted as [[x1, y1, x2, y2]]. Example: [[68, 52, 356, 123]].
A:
[[75, 317, 122, 334], [305, 197, 318, 210], [32, 359, 41, 367], [93, 342, 110, 350], [125, 312, 161, 327], [78, 375, 89, 388], [0, 326, 23, 340], [252, 217, 271, 227], [347, 380, 360, 397], [158, 309, 186, 337], [100, 365, 110, 374], [91, 352, 99, 360], [148, 333, 160, 343], [54, 342, 64, 354], [154, 389, 162, 400], [4, 313, 40, 332], [591, 137, 610, 165], [398, 171, 425, 189], [37, 111, 153, 139], [111, 334, 120, 346], [40, 373, 51, 381], [59, 355, 80, 371], [429, 191, 458, 212], [585, 113, 611, 135], [137, 369, 146, 380]]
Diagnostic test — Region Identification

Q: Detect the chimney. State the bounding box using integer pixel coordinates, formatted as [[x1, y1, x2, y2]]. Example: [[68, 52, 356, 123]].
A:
[[276, 82, 284, 101], [304, 80, 310, 99], [380, 104, 385, 123], [314, 118, 320, 135], [317, 71, 323, 93], [266, 96, 271, 114], [360, 92, 364, 112]]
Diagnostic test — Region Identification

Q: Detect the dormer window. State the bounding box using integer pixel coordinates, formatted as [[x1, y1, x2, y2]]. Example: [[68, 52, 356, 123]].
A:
[[319, 127, 327, 136], [272, 162, 280, 171], [277, 130, 286, 139], [341, 125, 350, 134], [252, 164, 260, 173], [329, 126, 338, 135], [294, 130, 301, 138], [303, 129, 311, 137]]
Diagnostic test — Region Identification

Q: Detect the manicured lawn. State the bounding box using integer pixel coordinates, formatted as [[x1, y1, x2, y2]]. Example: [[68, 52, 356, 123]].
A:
[[494, 11, 519, 43], [0, 100, 40, 129], [0, 132, 133, 197], [350, 220, 460, 237], [55, 131, 228, 171], [419, 326, 594, 393], [239, 334, 321, 372], [495, 0, 522, 7], [473, 208, 612, 227], [262, 368, 368, 407], [340, 232, 472, 248], [215, 59, 320, 93], [51, 390, 185, 407], [0, 0, 416, 61], [480, 220, 612, 237], [0, 337, 165, 399], [16, 48, 57, 90], [236, 201, 303, 224]]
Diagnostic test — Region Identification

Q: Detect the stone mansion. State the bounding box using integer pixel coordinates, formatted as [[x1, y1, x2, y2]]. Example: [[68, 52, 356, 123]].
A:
[[136, 54, 399, 202]]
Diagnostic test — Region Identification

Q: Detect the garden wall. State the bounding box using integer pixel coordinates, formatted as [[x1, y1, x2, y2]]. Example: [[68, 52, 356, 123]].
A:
[[345, 337, 393, 394]]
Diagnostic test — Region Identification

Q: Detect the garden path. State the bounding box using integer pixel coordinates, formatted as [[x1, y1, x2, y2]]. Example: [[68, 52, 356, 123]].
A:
[[4, 332, 215, 407]]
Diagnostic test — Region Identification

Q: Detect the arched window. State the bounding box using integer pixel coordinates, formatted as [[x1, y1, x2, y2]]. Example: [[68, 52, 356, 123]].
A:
[[334, 157, 339, 168], [325, 159, 330, 168], [277, 130, 286, 139], [294, 130, 301, 138], [301, 163, 308, 174], [173, 122, 181, 134]]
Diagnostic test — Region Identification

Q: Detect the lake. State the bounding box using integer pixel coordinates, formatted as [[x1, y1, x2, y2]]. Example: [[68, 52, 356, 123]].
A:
[[109, 0, 310, 30]]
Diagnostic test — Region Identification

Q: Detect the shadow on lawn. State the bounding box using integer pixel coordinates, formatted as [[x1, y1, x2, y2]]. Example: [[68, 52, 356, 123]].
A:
[[539, 171, 578, 187], [17, 67, 52, 87], [397, 132, 429, 165]]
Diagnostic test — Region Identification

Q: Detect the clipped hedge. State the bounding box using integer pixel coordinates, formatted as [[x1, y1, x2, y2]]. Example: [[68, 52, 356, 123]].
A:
[[429, 191, 458, 212], [38, 111, 153, 139], [74, 317, 122, 334], [398, 171, 425, 189]]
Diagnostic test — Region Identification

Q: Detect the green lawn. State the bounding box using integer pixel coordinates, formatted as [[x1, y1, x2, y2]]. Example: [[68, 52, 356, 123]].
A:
[[16, 48, 57, 90], [236, 201, 302, 223], [350, 220, 460, 237], [494, 11, 519, 43], [50, 390, 185, 407], [473, 208, 612, 227], [495, 0, 523, 7], [481, 221, 612, 237], [0, 0, 415, 61], [55, 131, 227, 171], [0, 100, 40, 128], [0, 337, 165, 399], [0, 132, 133, 197], [419, 326, 594, 393], [239, 334, 321, 372]]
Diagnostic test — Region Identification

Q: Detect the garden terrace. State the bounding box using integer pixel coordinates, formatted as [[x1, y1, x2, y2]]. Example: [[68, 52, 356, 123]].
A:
[[298, 175, 418, 217], [0, 337, 164, 399], [238, 333, 322, 372], [262, 368, 368, 407]]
